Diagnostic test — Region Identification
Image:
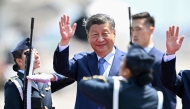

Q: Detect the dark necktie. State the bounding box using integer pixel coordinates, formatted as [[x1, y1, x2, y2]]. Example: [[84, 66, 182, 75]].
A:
[[99, 58, 105, 75]]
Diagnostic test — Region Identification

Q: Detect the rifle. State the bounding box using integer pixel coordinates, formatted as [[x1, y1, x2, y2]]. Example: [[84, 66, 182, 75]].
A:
[[23, 18, 35, 109], [128, 7, 133, 46]]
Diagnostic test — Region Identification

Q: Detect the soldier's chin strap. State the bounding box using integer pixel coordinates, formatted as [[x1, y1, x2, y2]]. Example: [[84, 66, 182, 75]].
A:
[[113, 76, 121, 109], [26, 50, 34, 109], [112, 76, 127, 109], [157, 91, 163, 109]]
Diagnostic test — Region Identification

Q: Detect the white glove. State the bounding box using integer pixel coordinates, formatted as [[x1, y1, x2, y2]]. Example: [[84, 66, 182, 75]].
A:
[[27, 75, 50, 84]]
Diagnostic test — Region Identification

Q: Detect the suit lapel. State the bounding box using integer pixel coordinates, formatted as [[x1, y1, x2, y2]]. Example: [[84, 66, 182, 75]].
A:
[[87, 47, 125, 76], [109, 47, 125, 76], [148, 46, 163, 63], [148, 47, 155, 55], [88, 52, 99, 76]]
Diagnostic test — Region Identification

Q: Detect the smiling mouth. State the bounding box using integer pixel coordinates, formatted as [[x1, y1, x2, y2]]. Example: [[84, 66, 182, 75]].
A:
[[97, 43, 106, 46], [97, 45, 105, 48]]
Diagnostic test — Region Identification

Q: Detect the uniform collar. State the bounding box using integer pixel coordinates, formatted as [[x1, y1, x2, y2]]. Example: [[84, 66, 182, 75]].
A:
[[18, 70, 24, 74], [17, 70, 24, 80]]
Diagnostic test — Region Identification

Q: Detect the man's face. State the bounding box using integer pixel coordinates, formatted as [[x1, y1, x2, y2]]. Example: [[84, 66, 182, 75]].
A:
[[87, 22, 116, 57], [132, 19, 154, 48]]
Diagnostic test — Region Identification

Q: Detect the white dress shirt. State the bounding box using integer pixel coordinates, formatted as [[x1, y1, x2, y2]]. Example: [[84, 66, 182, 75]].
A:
[[18, 70, 25, 74], [144, 43, 154, 53], [59, 44, 69, 52], [163, 54, 176, 62]]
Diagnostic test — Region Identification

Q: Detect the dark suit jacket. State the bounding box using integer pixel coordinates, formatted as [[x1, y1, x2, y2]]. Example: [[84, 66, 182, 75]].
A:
[[79, 76, 159, 109], [161, 58, 190, 109], [4, 71, 74, 109], [53, 46, 126, 109], [149, 47, 176, 109]]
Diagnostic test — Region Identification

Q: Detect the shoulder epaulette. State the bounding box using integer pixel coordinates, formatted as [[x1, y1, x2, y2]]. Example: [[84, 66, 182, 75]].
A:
[[82, 76, 92, 80], [82, 75, 107, 82], [9, 75, 23, 100], [93, 75, 107, 82], [9, 75, 19, 82]]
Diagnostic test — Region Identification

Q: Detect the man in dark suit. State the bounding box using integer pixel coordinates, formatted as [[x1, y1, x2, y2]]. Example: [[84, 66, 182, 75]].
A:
[[53, 14, 126, 109], [4, 38, 74, 109], [161, 26, 188, 108], [131, 12, 176, 109]]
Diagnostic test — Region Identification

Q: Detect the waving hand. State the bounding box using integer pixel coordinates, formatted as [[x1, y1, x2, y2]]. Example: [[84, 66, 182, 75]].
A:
[[166, 26, 185, 54], [59, 15, 77, 46]]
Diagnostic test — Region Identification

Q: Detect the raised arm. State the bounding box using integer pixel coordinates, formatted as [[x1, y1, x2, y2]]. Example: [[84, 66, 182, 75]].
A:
[[161, 26, 185, 97], [53, 15, 78, 79]]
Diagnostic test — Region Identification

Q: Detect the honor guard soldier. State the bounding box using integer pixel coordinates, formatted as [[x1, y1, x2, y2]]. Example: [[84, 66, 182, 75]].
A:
[[4, 38, 75, 109]]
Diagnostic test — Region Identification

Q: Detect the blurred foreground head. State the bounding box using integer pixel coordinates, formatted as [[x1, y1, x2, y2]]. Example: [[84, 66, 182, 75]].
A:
[[120, 44, 155, 86]]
